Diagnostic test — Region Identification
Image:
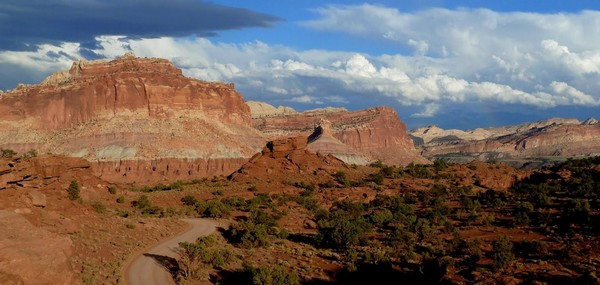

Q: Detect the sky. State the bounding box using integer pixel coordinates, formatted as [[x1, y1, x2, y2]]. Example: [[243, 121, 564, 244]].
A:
[[1, 1, 600, 129]]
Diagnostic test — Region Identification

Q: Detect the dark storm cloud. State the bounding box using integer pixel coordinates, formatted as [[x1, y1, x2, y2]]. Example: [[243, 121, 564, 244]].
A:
[[0, 0, 282, 50]]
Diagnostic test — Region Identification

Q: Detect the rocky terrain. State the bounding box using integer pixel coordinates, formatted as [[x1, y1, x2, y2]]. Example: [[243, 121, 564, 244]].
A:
[[250, 102, 429, 165], [0, 55, 426, 184], [411, 118, 600, 164]]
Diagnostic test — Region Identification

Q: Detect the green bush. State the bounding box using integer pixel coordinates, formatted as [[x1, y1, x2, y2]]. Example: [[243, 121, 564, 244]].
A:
[[0, 148, 16, 158], [316, 209, 371, 249], [116, 196, 125, 204], [20, 149, 38, 160], [91, 201, 106, 214], [433, 159, 448, 171], [246, 264, 300, 285], [67, 180, 81, 200], [108, 186, 117, 195], [492, 236, 515, 272]]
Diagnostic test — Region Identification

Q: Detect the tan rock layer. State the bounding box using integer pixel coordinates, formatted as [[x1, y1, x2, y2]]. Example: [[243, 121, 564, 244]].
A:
[[253, 106, 429, 165]]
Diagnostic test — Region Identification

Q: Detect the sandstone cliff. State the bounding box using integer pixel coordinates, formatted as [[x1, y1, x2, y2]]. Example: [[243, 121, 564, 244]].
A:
[[0, 55, 428, 183], [411, 118, 600, 162], [0, 54, 265, 182], [251, 102, 429, 166]]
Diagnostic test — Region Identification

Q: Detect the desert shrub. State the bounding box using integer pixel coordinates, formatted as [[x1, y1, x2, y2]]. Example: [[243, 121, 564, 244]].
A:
[[316, 208, 371, 249], [248, 185, 258, 192], [293, 181, 316, 192], [67, 180, 81, 200], [132, 195, 162, 215], [492, 236, 515, 272], [515, 240, 547, 258], [460, 195, 481, 213], [212, 189, 225, 196], [116, 210, 130, 218], [420, 255, 454, 282], [222, 196, 247, 210], [369, 160, 384, 168], [513, 202, 534, 226], [0, 148, 16, 158], [177, 234, 235, 281], [198, 200, 231, 218], [238, 264, 300, 285], [334, 171, 351, 187], [181, 195, 199, 206], [369, 209, 394, 228], [228, 209, 286, 248], [433, 159, 448, 171], [20, 149, 38, 160], [379, 165, 396, 178], [368, 172, 385, 185], [116, 195, 125, 204], [404, 163, 433, 178], [107, 186, 117, 194], [91, 201, 106, 214], [562, 198, 591, 227]]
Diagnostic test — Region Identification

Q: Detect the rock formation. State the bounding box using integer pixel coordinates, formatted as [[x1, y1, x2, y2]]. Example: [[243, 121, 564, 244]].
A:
[[0, 210, 76, 285], [0, 55, 265, 182], [411, 118, 600, 163], [0, 55, 428, 183], [251, 103, 429, 166], [229, 136, 348, 182]]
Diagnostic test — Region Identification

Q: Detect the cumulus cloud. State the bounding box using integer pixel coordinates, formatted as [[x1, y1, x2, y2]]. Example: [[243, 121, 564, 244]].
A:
[[0, 0, 280, 51]]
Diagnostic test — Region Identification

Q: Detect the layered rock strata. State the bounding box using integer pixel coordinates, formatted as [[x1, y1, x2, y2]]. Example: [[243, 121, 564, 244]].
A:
[[251, 104, 429, 165], [411, 118, 600, 161], [0, 55, 264, 182]]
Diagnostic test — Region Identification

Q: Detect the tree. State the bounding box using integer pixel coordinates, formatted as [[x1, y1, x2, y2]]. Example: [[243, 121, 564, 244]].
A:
[[67, 180, 80, 200], [177, 241, 204, 279], [492, 236, 515, 272]]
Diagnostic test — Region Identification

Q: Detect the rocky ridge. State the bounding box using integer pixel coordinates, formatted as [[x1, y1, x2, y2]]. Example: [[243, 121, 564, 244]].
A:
[[250, 102, 429, 166], [0, 55, 427, 183], [411, 118, 600, 162]]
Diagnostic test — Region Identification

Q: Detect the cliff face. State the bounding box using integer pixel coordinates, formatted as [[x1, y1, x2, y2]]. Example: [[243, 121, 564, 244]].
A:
[[412, 118, 600, 161], [0, 55, 429, 183], [0, 54, 264, 182], [252, 104, 429, 165]]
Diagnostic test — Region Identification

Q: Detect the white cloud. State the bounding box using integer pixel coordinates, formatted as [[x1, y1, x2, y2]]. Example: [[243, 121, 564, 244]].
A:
[[411, 103, 440, 118], [3, 5, 600, 128]]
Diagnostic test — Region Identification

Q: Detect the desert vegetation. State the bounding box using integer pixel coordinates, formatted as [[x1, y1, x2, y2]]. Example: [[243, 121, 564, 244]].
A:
[[99, 156, 598, 284]]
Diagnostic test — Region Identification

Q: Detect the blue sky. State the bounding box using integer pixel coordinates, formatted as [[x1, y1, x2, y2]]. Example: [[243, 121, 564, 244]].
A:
[[1, 1, 600, 129]]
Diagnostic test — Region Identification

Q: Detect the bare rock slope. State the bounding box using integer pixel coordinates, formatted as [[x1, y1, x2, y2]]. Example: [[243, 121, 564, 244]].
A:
[[411, 118, 600, 161], [251, 102, 429, 166]]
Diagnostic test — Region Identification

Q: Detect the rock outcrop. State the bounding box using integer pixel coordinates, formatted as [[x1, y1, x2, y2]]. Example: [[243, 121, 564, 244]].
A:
[[0, 210, 75, 285], [411, 118, 600, 162], [229, 136, 348, 182], [0, 55, 265, 182], [251, 103, 429, 166]]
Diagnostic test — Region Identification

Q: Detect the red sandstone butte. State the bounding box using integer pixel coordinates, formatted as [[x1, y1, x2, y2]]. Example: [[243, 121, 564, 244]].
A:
[[0, 53, 264, 182], [250, 103, 430, 166]]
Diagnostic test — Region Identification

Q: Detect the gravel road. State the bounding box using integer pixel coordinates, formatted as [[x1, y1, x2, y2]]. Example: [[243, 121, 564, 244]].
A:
[[125, 219, 219, 285]]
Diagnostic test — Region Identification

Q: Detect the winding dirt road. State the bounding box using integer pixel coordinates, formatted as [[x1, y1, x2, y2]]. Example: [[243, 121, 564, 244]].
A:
[[125, 219, 219, 285]]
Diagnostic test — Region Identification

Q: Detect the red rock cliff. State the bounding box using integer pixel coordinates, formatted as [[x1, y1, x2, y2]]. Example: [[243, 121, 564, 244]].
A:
[[0, 54, 264, 183], [252, 105, 429, 165]]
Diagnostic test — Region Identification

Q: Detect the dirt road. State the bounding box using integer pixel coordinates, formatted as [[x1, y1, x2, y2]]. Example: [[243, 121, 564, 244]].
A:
[[125, 219, 219, 285]]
